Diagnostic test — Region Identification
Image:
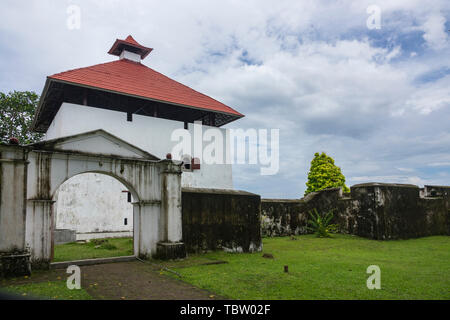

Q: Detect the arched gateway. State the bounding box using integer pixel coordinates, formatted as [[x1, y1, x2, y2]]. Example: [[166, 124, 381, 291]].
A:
[[0, 129, 185, 269]]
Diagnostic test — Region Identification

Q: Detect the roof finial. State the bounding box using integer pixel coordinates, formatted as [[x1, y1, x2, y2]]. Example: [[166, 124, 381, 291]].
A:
[[108, 35, 153, 62]]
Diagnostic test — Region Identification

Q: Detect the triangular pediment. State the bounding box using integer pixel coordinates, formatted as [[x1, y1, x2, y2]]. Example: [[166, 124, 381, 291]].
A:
[[29, 129, 159, 160]]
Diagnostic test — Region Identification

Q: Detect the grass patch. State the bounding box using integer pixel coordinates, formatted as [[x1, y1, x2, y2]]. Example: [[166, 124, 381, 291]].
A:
[[164, 234, 450, 300], [53, 237, 133, 262], [2, 280, 92, 300]]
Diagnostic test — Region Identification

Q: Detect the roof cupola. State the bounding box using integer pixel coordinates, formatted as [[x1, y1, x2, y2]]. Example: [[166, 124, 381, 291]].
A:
[[108, 35, 153, 63]]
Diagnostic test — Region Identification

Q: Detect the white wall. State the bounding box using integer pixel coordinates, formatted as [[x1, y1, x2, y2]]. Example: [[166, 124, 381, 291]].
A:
[[45, 102, 233, 189], [46, 102, 233, 238], [54, 173, 133, 239]]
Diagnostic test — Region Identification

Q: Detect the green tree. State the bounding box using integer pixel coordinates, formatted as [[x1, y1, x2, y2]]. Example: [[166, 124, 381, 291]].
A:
[[305, 152, 350, 195], [0, 91, 43, 144]]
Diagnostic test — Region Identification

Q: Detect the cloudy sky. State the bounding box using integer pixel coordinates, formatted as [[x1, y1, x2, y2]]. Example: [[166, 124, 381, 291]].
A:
[[1, 0, 449, 198]]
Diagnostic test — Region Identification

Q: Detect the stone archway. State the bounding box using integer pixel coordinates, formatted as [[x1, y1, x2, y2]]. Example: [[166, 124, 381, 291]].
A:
[[0, 130, 185, 271], [50, 171, 139, 261]]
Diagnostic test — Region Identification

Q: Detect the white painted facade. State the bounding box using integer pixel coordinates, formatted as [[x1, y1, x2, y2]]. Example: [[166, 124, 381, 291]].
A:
[[45, 102, 233, 189], [54, 173, 133, 240], [119, 50, 141, 62], [46, 102, 233, 239]]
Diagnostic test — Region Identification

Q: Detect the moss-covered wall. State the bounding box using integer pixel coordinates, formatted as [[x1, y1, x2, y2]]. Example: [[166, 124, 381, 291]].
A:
[[262, 183, 450, 240], [182, 188, 262, 253]]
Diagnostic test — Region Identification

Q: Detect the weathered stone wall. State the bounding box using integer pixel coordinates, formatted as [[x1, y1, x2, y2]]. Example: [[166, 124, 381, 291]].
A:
[[0, 145, 28, 253], [0, 251, 31, 278], [262, 183, 450, 240], [182, 188, 262, 253]]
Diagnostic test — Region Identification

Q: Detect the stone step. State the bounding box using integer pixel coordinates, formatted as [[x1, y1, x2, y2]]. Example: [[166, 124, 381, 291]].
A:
[[50, 255, 137, 269]]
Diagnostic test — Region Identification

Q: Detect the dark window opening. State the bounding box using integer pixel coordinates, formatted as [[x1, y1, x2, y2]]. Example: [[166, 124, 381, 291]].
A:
[[127, 112, 133, 122], [184, 121, 188, 130], [124, 218, 128, 226], [127, 192, 132, 202]]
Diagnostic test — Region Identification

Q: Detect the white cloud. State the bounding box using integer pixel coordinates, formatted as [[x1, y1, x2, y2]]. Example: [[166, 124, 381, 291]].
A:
[[405, 76, 450, 114], [0, 0, 449, 197], [421, 13, 449, 50]]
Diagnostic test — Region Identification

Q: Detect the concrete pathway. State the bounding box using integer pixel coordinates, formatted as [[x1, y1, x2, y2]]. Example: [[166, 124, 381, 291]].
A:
[[1, 261, 220, 300]]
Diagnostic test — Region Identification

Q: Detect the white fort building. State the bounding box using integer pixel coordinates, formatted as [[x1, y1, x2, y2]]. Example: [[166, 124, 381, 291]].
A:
[[32, 36, 243, 240]]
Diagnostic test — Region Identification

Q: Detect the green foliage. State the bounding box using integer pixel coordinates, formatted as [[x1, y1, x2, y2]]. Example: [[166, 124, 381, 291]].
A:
[[306, 208, 339, 238], [0, 91, 43, 144], [305, 152, 350, 195]]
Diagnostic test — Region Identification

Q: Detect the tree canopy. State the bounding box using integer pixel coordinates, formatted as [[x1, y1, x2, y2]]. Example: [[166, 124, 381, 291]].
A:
[[305, 152, 350, 195], [0, 91, 43, 144]]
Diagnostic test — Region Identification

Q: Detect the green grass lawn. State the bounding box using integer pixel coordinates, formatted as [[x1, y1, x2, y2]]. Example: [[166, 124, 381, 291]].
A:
[[162, 234, 450, 300], [53, 237, 133, 262], [2, 280, 92, 300], [6, 235, 448, 300]]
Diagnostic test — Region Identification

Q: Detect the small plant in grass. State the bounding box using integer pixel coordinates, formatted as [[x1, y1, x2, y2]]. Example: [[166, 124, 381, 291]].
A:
[[102, 243, 118, 250], [307, 208, 339, 238], [90, 239, 117, 250], [91, 239, 107, 246]]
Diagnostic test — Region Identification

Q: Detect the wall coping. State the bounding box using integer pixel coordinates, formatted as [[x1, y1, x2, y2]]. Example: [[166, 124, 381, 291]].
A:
[[352, 182, 419, 188], [262, 199, 303, 203], [182, 187, 259, 196], [425, 185, 450, 189]]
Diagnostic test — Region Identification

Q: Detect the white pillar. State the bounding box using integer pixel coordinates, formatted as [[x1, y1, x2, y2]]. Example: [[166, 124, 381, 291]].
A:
[[161, 161, 183, 242], [26, 199, 55, 266], [133, 201, 162, 258], [156, 160, 186, 259]]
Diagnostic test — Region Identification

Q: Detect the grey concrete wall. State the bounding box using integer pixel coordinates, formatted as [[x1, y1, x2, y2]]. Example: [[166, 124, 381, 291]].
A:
[[262, 183, 450, 240], [182, 188, 262, 253], [54, 229, 76, 244]]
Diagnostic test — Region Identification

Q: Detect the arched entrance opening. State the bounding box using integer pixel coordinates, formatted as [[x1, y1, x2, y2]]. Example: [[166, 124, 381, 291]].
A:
[[51, 172, 139, 262]]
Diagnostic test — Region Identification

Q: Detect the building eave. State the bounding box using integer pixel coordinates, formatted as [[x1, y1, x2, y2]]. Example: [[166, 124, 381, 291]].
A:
[[32, 78, 244, 133]]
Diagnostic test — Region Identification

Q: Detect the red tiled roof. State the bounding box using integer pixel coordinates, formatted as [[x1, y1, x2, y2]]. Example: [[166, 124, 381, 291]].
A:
[[48, 59, 243, 117]]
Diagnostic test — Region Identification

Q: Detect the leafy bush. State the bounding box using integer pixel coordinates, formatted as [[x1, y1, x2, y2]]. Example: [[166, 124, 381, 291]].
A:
[[305, 152, 350, 195], [307, 209, 339, 238]]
